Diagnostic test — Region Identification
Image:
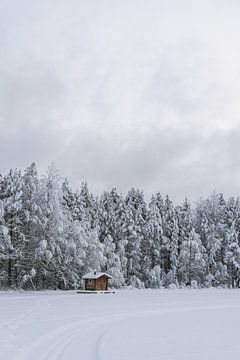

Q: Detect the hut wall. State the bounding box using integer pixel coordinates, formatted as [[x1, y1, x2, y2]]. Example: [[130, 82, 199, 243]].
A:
[[85, 279, 96, 290], [84, 275, 109, 291], [96, 276, 108, 290]]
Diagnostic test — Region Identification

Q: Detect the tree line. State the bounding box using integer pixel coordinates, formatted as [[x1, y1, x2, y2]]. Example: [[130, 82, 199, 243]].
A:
[[0, 163, 240, 290]]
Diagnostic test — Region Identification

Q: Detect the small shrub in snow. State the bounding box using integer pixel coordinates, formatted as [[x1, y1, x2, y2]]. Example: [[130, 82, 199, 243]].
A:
[[191, 280, 198, 289], [168, 283, 177, 290]]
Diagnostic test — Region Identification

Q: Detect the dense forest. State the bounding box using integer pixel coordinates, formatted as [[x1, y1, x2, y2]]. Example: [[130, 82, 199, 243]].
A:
[[0, 163, 240, 290]]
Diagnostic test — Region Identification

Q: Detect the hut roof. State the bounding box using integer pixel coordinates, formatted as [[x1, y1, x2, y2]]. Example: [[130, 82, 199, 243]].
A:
[[82, 271, 113, 280]]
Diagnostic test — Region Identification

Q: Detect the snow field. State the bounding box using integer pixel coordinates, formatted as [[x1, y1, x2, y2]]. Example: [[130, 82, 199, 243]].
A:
[[0, 289, 240, 360]]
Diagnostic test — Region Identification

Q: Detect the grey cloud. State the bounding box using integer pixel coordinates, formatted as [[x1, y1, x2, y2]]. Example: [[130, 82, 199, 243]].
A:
[[56, 127, 202, 199]]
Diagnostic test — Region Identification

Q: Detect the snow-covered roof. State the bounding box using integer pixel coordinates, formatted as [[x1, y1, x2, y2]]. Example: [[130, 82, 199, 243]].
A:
[[82, 272, 113, 280]]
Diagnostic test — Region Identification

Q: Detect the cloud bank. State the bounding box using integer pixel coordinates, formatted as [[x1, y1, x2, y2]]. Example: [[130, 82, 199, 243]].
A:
[[1, 0, 240, 201]]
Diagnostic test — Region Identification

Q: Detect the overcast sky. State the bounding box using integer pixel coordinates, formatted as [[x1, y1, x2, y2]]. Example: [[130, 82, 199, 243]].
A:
[[1, 0, 240, 202]]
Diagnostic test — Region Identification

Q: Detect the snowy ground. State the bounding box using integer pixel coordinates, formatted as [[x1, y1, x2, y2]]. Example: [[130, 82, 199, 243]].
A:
[[1, 289, 240, 360]]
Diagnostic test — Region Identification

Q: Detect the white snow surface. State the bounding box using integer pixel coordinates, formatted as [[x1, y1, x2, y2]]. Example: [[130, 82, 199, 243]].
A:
[[0, 289, 240, 360]]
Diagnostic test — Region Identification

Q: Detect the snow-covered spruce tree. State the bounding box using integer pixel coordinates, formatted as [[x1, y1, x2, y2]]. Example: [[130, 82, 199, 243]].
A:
[[98, 188, 127, 282], [212, 194, 230, 286], [0, 169, 25, 288], [38, 165, 72, 289], [62, 178, 91, 283], [17, 163, 47, 289], [211, 195, 240, 287], [37, 172, 101, 289], [0, 200, 11, 287], [84, 228, 104, 272], [75, 182, 98, 230], [98, 188, 125, 242], [124, 188, 147, 288], [62, 178, 78, 218], [161, 195, 179, 287], [177, 199, 206, 287], [102, 234, 125, 288], [222, 197, 240, 287], [225, 223, 240, 288], [143, 194, 164, 288], [195, 193, 229, 287], [62, 181, 105, 282], [60, 215, 89, 289]]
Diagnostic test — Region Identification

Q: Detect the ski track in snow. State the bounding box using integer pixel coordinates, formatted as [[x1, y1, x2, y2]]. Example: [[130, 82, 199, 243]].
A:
[[12, 303, 240, 360], [0, 298, 50, 351], [13, 311, 141, 360], [0, 293, 71, 354], [1, 290, 240, 360]]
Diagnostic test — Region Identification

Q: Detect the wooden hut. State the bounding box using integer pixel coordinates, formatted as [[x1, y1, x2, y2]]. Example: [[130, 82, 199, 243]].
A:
[[82, 271, 113, 291]]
